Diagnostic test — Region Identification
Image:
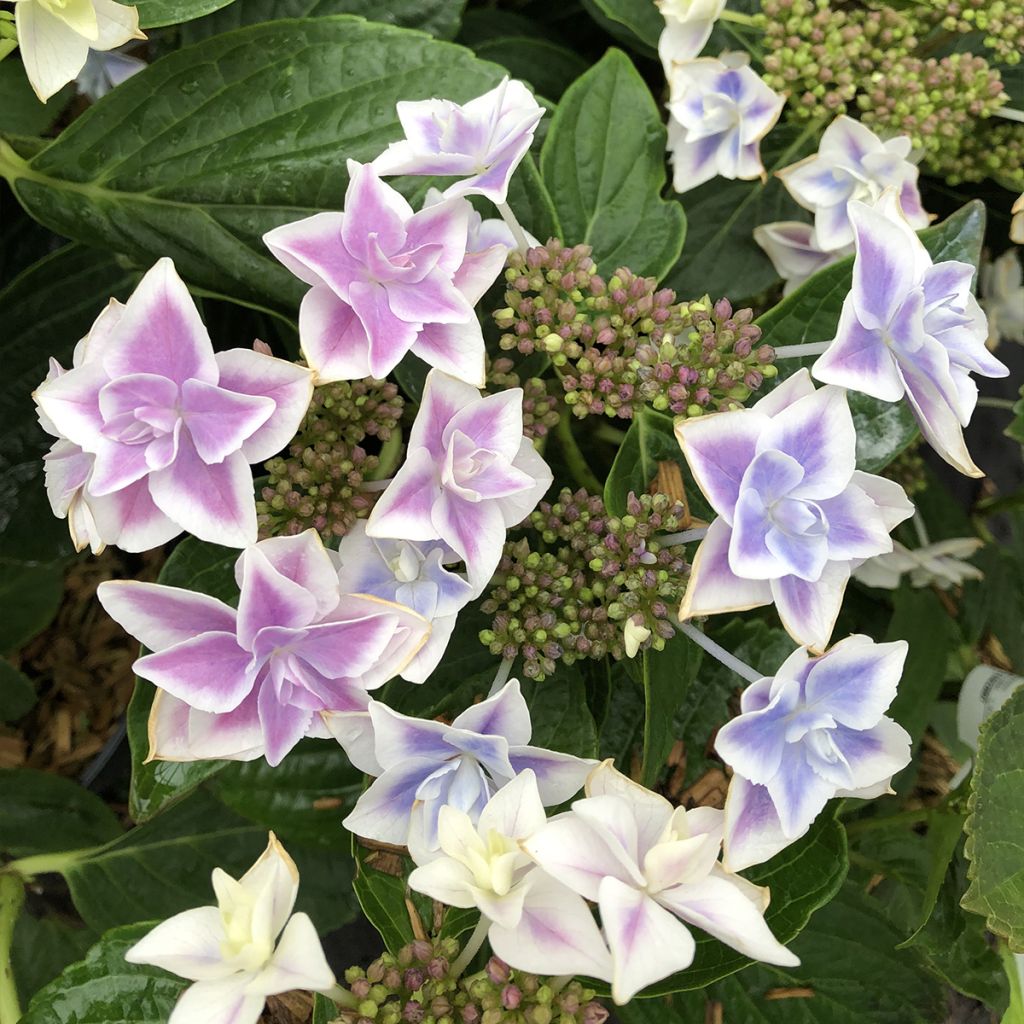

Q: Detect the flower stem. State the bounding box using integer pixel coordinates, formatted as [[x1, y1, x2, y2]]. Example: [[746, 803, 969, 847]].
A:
[[360, 477, 393, 492], [977, 397, 1017, 411], [676, 621, 764, 684], [0, 873, 24, 1024], [368, 427, 404, 480], [995, 106, 1024, 124], [6, 848, 94, 880], [488, 657, 515, 696], [555, 414, 604, 495], [912, 511, 930, 549], [326, 984, 360, 1009], [451, 915, 490, 979], [549, 975, 574, 995], [771, 342, 830, 359], [496, 202, 531, 253], [659, 527, 708, 545], [719, 9, 759, 26]]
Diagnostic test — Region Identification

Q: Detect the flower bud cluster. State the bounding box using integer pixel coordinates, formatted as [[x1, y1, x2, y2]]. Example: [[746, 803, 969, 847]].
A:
[[256, 377, 403, 541], [493, 241, 773, 421], [931, 0, 1024, 65], [480, 489, 690, 679], [487, 358, 562, 440], [336, 941, 608, 1024], [881, 442, 928, 498], [927, 121, 1024, 191]]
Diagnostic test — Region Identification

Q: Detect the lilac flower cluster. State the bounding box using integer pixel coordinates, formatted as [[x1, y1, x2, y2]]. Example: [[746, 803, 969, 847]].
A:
[[256, 377, 403, 541], [480, 490, 690, 678], [338, 941, 609, 1024], [487, 358, 561, 440], [494, 242, 774, 420]]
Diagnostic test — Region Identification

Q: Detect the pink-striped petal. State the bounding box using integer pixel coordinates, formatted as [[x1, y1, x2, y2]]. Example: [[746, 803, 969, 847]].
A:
[[181, 379, 275, 465]]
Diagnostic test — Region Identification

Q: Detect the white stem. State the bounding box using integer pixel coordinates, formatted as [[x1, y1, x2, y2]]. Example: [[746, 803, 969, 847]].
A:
[[995, 106, 1024, 124], [677, 621, 763, 684], [772, 342, 831, 359], [451, 915, 491, 978], [912, 511, 930, 548], [360, 477, 393, 492], [488, 657, 515, 696], [496, 201, 531, 253], [659, 527, 708, 545]]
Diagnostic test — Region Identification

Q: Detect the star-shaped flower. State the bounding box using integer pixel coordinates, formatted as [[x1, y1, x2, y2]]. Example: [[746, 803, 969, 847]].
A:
[[716, 636, 911, 870], [676, 369, 914, 650], [812, 194, 1009, 477], [753, 222, 849, 295], [853, 537, 984, 591]]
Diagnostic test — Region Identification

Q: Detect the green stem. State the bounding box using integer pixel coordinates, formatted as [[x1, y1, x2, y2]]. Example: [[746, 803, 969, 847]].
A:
[[0, 873, 25, 1024], [594, 422, 628, 446], [367, 427, 403, 480], [555, 415, 603, 495], [6, 848, 94, 880], [843, 808, 931, 837], [719, 9, 759, 26], [326, 984, 360, 1010], [977, 397, 1017, 411], [450, 916, 490, 979]]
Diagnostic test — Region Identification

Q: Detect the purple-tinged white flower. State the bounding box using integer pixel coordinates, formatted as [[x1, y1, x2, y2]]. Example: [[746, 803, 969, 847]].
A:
[[76, 45, 146, 101], [776, 116, 929, 252], [335, 522, 474, 683], [1012, 194, 1024, 245], [980, 249, 1024, 346], [666, 54, 784, 194], [423, 186, 540, 253], [33, 259, 313, 551], [657, 0, 726, 74], [125, 833, 334, 1024], [366, 369, 552, 590], [408, 771, 613, 980], [372, 78, 545, 205], [676, 369, 914, 650], [854, 537, 984, 591], [812, 194, 1010, 477], [324, 679, 595, 849], [523, 761, 798, 1004], [716, 636, 911, 871], [98, 531, 430, 766], [753, 222, 850, 295], [264, 162, 503, 388]]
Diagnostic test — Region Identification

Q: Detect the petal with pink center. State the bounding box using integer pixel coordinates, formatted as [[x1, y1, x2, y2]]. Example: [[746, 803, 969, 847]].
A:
[[495, 437, 553, 529], [87, 437, 154, 496], [365, 446, 443, 543], [339, 160, 413, 264], [257, 683, 314, 767], [431, 489, 507, 589], [348, 280, 421, 379], [102, 258, 218, 386], [98, 580, 237, 652], [183, 690, 266, 762], [148, 439, 257, 548], [245, 532, 339, 618], [443, 388, 525, 462], [523, 815, 634, 902], [407, 369, 482, 457], [87, 478, 182, 552], [298, 286, 373, 383], [263, 212, 359, 293], [180, 379, 275, 465], [135, 631, 253, 713], [411, 319, 488, 388], [285, 616, 405, 680], [33, 360, 109, 450], [236, 545, 319, 650], [403, 197, 473, 277]]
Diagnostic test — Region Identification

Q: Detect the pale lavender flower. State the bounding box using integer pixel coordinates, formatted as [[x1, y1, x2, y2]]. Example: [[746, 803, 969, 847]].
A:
[[813, 194, 1009, 477], [776, 116, 929, 252], [423, 186, 540, 253], [667, 54, 784, 194], [33, 259, 313, 550], [407, 771, 613, 980], [97, 531, 430, 766], [676, 369, 914, 650], [323, 679, 595, 848], [366, 369, 552, 590], [76, 46, 146, 101], [752, 222, 849, 295], [980, 249, 1024, 346], [125, 833, 334, 1024], [716, 636, 911, 871], [853, 538, 984, 590], [335, 521, 474, 683], [523, 761, 798, 1004], [372, 77, 545, 204], [264, 162, 504, 388], [657, 0, 726, 73]]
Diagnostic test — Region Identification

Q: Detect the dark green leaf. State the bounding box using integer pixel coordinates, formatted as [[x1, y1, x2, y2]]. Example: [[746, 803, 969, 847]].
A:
[[20, 923, 184, 1024], [134, 0, 237, 28], [0, 561, 66, 655], [640, 631, 702, 787], [598, 660, 645, 768], [313, 993, 337, 1024], [580, 0, 661, 53], [352, 838, 427, 953], [0, 768, 122, 857], [523, 670, 599, 759], [963, 686, 1024, 951], [472, 37, 589, 100], [540, 49, 685, 279], [181, 0, 465, 43], [0, 61, 72, 137], [0, 659, 37, 721], [2, 20, 511, 312], [12, 913, 97, 1010]]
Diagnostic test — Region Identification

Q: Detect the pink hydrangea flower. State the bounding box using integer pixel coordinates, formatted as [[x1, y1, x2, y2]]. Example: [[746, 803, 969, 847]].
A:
[[264, 162, 505, 388], [372, 78, 545, 204], [98, 531, 430, 766], [33, 259, 313, 551], [366, 369, 552, 590]]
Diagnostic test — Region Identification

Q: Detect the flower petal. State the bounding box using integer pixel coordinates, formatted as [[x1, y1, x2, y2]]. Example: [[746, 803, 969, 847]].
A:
[[407, 369, 483, 458], [247, 913, 335, 996], [771, 560, 850, 652], [257, 683, 314, 767], [181, 379, 275, 466], [813, 297, 905, 402], [166, 976, 264, 1024], [87, 479, 183, 552], [764, 744, 834, 838], [443, 388, 525, 463], [297, 286, 373, 383], [506, 746, 596, 806], [523, 815, 635, 901], [365, 446, 443, 543], [344, 757, 446, 844], [15, 1, 89, 102], [479, 769, 547, 840], [721, 774, 792, 872], [124, 906, 231, 981], [829, 717, 911, 792], [236, 545, 319, 650], [452, 678, 532, 746]]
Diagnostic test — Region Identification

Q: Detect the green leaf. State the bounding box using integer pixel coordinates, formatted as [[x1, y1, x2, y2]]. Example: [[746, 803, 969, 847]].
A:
[[313, 993, 337, 1024], [663, 124, 817, 302], [523, 670, 599, 759], [540, 49, 685, 279], [12, 913, 97, 1010], [2, 19, 511, 312], [0, 245, 137, 566], [20, 923, 184, 1024], [640, 631, 702, 787], [352, 838, 426, 953], [580, 0, 661, 53], [0, 659, 37, 721], [127, 538, 238, 821], [472, 36, 588, 101], [0, 61, 72, 137], [0, 768, 122, 857], [603, 405, 714, 522], [133, 0, 237, 28], [0, 560, 66, 655], [180, 0, 467, 44], [963, 686, 1024, 951]]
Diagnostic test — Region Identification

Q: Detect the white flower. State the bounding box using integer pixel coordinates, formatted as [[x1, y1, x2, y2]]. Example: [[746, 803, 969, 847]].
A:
[[657, 0, 726, 74], [14, 0, 145, 102], [753, 221, 850, 295], [623, 618, 652, 658], [853, 538, 984, 591], [980, 249, 1024, 346], [1011, 193, 1024, 245], [125, 834, 335, 1024], [407, 771, 613, 980], [776, 116, 929, 251]]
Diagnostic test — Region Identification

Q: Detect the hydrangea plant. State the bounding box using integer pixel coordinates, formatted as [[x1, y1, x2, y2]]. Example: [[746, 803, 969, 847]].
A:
[[1, 5, 1022, 1024]]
